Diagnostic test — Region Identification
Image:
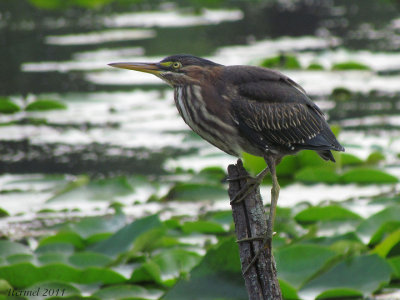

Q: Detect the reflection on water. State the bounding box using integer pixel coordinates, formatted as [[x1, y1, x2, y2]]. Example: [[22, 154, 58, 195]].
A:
[[1, 0, 400, 214]]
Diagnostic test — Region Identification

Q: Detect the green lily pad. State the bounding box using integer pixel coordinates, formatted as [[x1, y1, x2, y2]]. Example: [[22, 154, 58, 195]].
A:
[[66, 212, 126, 239], [388, 256, 400, 279], [295, 167, 340, 184], [89, 214, 162, 257], [295, 205, 362, 223], [0, 262, 125, 289], [38, 253, 68, 265], [182, 220, 226, 234], [275, 244, 337, 289], [131, 249, 201, 287], [163, 237, 246, 300], [307, 63, 324, 70], [299, 254, 392, 299], [0, 240, 31, 257], [25, 281, 81, 300], [242, 152, 266, 175], [332, 61, 370, 70], [356, 206, 400, 244], [260, 54, 301, 69], [366, 151, 386, 165], [372, 229, 400, 258], [48, 177, 133, 203], [35, 243, 75, 255], [39, 232, 85, 250], [340, 168, 398, 184], [25, 99, 67, 111], [163, 183, 226, 201], [340, 153, 364, 166], [68, 252, 113, 268], [0, 99, 21, 114], [279, 279, 300, 299], [93, 284, 163, 300], [7, 254, 35, 265]]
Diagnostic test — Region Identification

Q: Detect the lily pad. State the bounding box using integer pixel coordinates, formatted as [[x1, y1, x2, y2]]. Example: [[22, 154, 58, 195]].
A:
[[372, 229, 400, 258], [275, 244, 337, 289], [0, 240, 31, 257], [25, 99, 67, 111], [295, 205, 362, 223], [295, 167, 340, 184], [130, 249, 201, 287], [299, 254, 392, 299], [388, 256, 400, 279], [0, 99, 21, 114], [356, 206, 400, 245], [93, 284, 162, 300], [163, 237, 246, 300], [163, 182, 226, 201], [332, 61, 370, 70], [89, 214, 162, 257], [340, 168, 398, 184], [182, 220, 226, 234], [68, 252, 113, 268]]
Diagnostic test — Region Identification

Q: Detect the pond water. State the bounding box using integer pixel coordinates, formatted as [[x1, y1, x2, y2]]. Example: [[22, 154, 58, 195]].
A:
[[1, 0, 400, 234]]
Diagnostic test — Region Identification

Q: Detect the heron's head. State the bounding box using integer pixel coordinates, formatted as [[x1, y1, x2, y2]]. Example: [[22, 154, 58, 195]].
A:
[[108, 54, 222, 87]]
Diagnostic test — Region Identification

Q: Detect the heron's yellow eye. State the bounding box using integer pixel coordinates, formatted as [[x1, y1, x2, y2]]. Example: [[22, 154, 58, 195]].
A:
[[172, 62, 182, 69]]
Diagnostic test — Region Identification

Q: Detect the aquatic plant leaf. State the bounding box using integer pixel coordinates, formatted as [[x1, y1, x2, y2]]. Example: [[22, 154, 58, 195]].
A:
[[242, 152, 266, 175], [295, 167, 340, 183], [260, 55, 301, 69], [25, 281, 81, 299], [37, 253, 68, 265], [0, 262, 125, 289], [93, 284, 162, 300], [89, 215, 162, 257], [388, 256, 400, 279], [163, 182, 226, 201], [0, 241, 31, 257], [66, 212, 126, 239], [39, 232, 85, 250], [182, 220, 226, 234], [35, 243, 75, 255], [131, 249, 201, 287], [163, 237, 246, 300], [340, 168, 398, 184], [372, 229, 400, 258], [332, 61, 370, 70], [340, 153, 364, 166], [299, 254, 392, 299], [356, 206, 400, 244], [0, 99, 21, 114], [295, 205, 362, 223], [275, 244, 337, 289], [25, 99, 67, 111], [48, 176, 133, 202], [279, 279, 299, 300], [6, 254, 35, 265], [68, 252, 113, 268]]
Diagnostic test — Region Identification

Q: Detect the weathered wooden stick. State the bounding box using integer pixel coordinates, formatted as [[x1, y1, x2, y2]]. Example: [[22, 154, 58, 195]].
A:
[[228, 159, 282, 300]]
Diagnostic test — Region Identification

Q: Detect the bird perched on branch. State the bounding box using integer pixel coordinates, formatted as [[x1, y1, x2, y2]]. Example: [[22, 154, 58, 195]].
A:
[[109, 54, 345, 272]]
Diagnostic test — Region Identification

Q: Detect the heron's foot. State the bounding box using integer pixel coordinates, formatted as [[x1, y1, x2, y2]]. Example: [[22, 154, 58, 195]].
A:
[[240, 235, 275, 274], [229, 173, 265, 204]]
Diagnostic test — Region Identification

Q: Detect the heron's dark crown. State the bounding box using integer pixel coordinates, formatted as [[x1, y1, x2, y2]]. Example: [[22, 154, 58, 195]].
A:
[[161, 54, 222, 67]]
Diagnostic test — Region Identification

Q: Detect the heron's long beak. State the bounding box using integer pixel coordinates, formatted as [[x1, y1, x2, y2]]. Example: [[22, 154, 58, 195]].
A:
[[108, 62, 162, 75]]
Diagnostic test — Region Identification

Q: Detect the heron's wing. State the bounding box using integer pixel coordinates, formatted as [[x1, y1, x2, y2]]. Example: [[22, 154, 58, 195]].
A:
[[224, 66, 342, 152]]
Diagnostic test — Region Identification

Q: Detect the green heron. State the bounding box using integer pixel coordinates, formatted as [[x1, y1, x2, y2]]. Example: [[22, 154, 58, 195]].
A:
[[109, 54, 344, 271]]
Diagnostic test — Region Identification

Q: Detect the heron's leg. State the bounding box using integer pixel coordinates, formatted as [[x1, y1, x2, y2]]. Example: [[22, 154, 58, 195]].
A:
[[238, 156, 280, 274], [229, 166, 269, 204]]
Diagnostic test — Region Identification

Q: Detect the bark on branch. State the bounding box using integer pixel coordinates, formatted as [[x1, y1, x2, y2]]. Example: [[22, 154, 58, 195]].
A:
[[227, 159, 282, 300]]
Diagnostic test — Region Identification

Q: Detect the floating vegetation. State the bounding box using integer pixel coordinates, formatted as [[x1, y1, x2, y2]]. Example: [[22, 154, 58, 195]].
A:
[[0, 98, 21, 114], [25, 99, 67, 111], [260, 54, 302, 70], [332, 61, 371, 71]]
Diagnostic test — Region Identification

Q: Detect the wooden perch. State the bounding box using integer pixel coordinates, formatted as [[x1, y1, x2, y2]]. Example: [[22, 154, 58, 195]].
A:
[[228, 159, 282, 300]]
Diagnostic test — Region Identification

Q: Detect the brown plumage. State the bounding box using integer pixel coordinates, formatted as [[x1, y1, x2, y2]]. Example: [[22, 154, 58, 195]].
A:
[[109, 54, 345, 273]]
